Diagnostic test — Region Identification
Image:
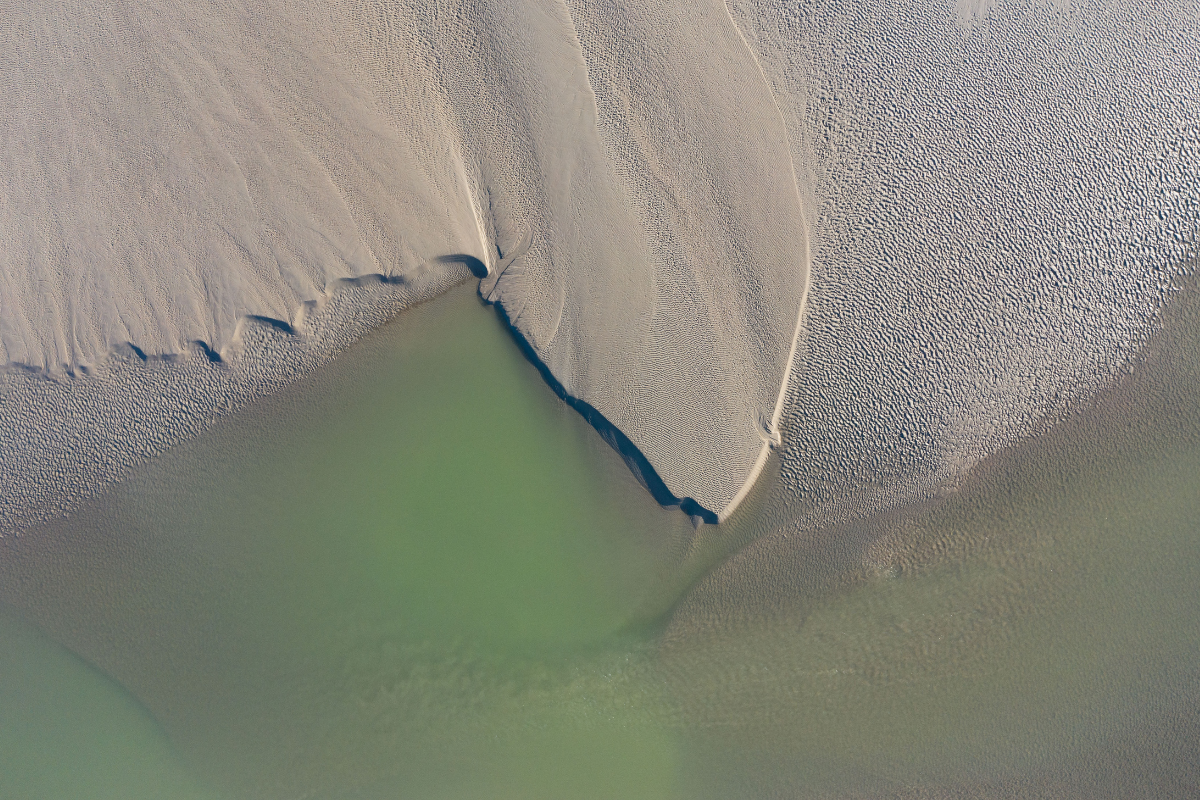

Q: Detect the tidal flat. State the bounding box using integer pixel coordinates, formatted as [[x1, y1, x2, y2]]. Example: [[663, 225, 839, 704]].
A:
[[2, 277, 1199, 799]]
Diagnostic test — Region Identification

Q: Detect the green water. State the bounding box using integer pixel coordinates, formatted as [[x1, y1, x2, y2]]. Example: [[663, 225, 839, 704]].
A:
[[0, 285, 693, 799], [2, 280, 1199, 798], [0, 612, 217, 800]]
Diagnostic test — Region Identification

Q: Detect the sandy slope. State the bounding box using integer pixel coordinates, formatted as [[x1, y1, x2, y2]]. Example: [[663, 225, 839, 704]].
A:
[[6, 0, 1193, 530], [0, 0, 808, 519]]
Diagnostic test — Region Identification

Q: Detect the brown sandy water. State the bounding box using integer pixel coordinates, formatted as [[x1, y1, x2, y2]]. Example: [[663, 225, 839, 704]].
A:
[[2, 278, 1198, 799]]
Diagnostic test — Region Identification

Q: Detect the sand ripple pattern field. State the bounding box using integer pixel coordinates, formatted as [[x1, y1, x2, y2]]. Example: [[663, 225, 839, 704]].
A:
[[732, 0, 1200, 529]]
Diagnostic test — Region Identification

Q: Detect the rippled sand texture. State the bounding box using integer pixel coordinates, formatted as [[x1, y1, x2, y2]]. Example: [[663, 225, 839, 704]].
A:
[[659, 271, 1200, 799], [4, 0, 1195, 527], [0, 0, 809, 519], [2, 274, 1198, 800], [0, 273, 469, 536], [733, 0, 1199, 528]]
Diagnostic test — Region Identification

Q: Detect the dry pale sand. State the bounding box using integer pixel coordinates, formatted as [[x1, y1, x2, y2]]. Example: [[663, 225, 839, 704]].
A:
[[2, 0, 1196, 529], [0, 0, 808, 521]]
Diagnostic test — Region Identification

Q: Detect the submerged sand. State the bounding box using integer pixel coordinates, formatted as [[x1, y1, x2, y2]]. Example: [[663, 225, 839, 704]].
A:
[[2, 1, 1199, 796], [1, 272, 1198, 800]]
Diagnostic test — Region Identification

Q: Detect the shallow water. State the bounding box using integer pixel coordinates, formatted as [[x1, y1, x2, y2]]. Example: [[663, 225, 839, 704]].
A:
[[0, 612, 217, 800], [2, 280, 1199, 798], [0, 285, 695, 798]]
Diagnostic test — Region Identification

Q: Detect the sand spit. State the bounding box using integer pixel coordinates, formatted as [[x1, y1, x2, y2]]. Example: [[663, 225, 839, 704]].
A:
[[0, 268, 470, 536], [1, 0, 809, 521]]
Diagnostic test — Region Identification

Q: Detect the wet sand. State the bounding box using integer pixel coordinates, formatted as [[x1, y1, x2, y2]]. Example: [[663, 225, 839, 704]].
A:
[[2, 275, 1198, 798]]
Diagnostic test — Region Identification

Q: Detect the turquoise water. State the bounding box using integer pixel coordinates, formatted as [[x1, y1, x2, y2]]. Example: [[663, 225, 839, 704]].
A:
[[2, 280, 1199, 798]]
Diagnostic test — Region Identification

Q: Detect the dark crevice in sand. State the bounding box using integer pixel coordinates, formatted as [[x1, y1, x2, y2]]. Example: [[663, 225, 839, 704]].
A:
[[480, 287, 720, 524], [244, 316, 296, 336], [192, 341, 223, 364], [436, 254, 489, 279]]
